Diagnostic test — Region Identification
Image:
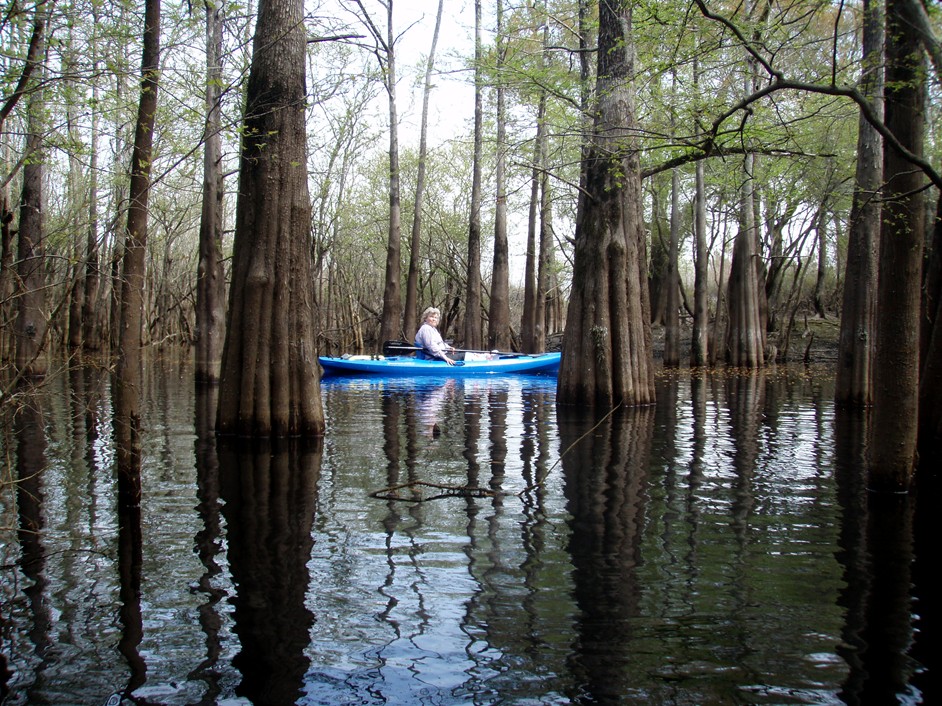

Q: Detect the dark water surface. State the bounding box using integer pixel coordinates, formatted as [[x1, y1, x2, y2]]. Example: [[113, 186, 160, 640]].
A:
[[0, 362, 934, 705]]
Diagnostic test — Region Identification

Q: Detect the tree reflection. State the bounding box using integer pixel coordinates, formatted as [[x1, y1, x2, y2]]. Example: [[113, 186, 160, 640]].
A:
[[189, 385, 225, 703], [11, 387, 51, 701], [833, 406, 919, 704], [112, 364, 147, 699], [217, 437, 321, 705], [559, 404, 655, 702]]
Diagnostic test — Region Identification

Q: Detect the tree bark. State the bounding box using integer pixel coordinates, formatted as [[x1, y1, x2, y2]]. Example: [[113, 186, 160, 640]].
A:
[[836, 0, 883, 406], [216, 0, 324, 437], [521, 105, 544, 353], [16, 88, 47, 378], [535, 128, 552, 353], [376, 1, 403, 347], [557, 0, 655, 408], [1, 5, 47, 364], [463, 0, 484, 350], [813, 207, 828, 318], [114, 0, 160, 498], [664, 165, 681, 367], [82, 29, 102, 355], [691, 45, 709, 367], [691, 157, 709, 366], [725, 153, 765, 367], [919, 197, 942, 458], [195, 0, 227, 383], [404, 0, 443, 340], [869, 0, 926, 491], [487, 0, 511, 352]]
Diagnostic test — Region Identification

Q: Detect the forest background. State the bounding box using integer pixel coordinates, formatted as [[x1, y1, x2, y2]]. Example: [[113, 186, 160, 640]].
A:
[[1, 0, 940, 467]]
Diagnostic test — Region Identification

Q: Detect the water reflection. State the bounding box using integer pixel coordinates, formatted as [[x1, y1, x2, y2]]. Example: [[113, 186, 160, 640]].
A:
[[217, 437, 321, 705], [0, 365, 934, 704], [13, 388, 51, 703], [833, 406, 919, 704], [559, 404, 654, 702], [189, 386, 225, 703]]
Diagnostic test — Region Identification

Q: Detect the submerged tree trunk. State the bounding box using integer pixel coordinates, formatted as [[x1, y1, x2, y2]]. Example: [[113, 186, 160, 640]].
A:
[[487, 0, 511, 352], [195, 0, 226, 383], [836, 0, 883, 406], [557, 0, 655, 408], [869, 0, 926, 491], [216, 0, 324, 437], [464, 0, 484, 350], [403, 0, 443, 340]]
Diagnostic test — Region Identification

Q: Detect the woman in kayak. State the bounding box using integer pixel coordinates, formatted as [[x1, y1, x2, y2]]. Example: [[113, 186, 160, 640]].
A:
[[414, 307, 456, 365]]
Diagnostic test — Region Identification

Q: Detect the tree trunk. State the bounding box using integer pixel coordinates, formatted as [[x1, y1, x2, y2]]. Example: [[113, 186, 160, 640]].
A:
[[521, 112, 544, 353], [870, 0, 926, 491], [16, 89, 48, 378], [919, 196, 942, 458], [813, 208, 828, 318], [487, 0, 511, 352], [836, 0, 883, 406], [216, 0, 324, 437], [522, 8, 550, 353], [404, 0, 443, 340], [464, 0, 484, 350], [691, 157, 709, 366], [67, 84, 85, 353], [114, 0, 160, 498], [1, 6, 47, 365], [195, 0, 227, 383], [534, 131, 552, 353], [557, 0, 655, 408], [377, 2, 403, 347], [664, 165, 681, 367], [82, 37, 102, 355], [725, 151, 765, 367]]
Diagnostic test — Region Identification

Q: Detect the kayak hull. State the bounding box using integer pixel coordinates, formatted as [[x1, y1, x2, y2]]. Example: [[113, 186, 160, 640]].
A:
[[319, 352, 561, 377]]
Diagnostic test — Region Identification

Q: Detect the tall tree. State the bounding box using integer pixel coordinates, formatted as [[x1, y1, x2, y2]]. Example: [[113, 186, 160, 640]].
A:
[[724, 0, 767, 368], [81, 7, 103, 355], [464, 0, 484, 350], [836, 0, 882, 406], [216, 0, 324, 436], [195, 0, 227, 383], [487, 0, 511, 351], [113, 0, 161, 499], [557, 0, 655, 408], [403, 0, 444, 340], [521, 3, 550, 353], [0, 3, 48, 364], [15, 49, 48, 378], [869, 0, 926, 490], [355, 0, 404, 348]]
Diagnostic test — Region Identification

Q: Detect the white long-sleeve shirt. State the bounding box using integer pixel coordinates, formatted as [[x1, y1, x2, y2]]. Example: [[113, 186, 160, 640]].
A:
[[414, 323, 450, 361]]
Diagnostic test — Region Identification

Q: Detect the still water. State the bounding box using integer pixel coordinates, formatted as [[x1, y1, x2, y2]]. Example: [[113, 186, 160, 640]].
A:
[[0, 362, 934, 705]]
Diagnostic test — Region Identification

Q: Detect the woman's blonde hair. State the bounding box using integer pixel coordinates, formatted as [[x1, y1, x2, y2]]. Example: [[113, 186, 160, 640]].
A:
[[421, 306, 441, 322]]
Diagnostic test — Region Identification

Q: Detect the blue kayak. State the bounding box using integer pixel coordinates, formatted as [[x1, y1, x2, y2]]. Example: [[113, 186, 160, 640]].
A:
[[319, 352, 561, 377]]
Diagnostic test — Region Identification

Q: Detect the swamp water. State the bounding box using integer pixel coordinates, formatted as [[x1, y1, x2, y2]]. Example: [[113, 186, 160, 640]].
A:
[[0, 362, 934, 705]]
